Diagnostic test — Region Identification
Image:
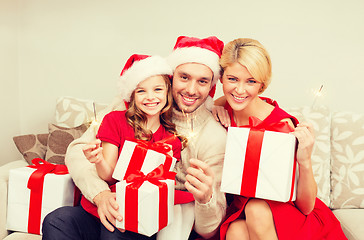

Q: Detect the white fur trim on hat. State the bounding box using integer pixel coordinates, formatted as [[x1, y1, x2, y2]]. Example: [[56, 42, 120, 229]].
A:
[[118, 56, 172, 102], [167, 47, 221, 86]]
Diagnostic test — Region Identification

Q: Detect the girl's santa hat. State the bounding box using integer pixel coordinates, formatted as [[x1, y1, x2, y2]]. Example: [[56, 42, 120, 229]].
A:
[[118, 54, 173, 103], [167, 36, 224, 98]]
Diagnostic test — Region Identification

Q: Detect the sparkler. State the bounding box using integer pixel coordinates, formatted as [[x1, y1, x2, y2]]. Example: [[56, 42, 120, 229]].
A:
[[182, 109, 198, 141], [91, 101, 99, 126], [311, 85, 324, 109]]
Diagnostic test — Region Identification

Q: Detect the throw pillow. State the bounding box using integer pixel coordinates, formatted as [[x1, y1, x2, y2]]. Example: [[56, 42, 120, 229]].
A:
[[331, 111, 364, 209], [286, 105, 331, 207], [45, 123, 88, 165], [13, 134, 49, 165], [55, 96, 107, 128]]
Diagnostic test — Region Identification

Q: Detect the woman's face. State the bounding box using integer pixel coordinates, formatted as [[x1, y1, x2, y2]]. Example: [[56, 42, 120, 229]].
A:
[[134, 75, 168, 119], [222, 62, 262, 112]]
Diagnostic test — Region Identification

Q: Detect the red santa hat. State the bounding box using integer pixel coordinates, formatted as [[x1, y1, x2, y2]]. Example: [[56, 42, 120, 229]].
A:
[[118, 54, 173, 103], [167, 36, 224, 98]]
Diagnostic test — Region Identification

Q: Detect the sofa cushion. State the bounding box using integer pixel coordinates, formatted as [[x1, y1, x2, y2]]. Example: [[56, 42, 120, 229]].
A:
[[3, 232, 41, 240], [13, 134, 48, 165], [55, 96, 107, 128], [286, 106, 331, 206], [331, 111, 364, 209], [333, 209, 364, 240], [45, 123, 88, 165]]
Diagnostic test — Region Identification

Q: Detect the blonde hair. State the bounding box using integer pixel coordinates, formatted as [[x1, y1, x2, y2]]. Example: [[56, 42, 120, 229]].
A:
[[220, 38, 272, 93], [125, 75, 187, 148]]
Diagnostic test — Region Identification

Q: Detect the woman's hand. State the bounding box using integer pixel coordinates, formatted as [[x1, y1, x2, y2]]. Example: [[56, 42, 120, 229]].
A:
[[82, 139, 104, 164], [291, 122, 315, 167], [291, 122, 317, 215], [212, 105, 231, 128]]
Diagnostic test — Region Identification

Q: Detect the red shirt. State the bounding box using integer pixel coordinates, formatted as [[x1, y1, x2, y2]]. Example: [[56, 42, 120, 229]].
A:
[[81, 110, 182, 217], [97, 111, 181, 160]]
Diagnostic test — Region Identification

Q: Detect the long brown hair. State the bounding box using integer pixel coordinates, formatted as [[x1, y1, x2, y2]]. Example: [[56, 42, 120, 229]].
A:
[[125, 75, 187, 148]]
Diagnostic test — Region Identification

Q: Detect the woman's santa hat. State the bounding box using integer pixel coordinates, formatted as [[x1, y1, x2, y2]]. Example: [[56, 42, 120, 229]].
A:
[[167, 36, 224, 98], [118, 54, 173, 103]]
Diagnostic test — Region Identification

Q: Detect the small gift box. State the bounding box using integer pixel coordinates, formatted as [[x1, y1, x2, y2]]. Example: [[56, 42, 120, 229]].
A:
[[112, 137, 177, 181], [7, 159, 77, 235], [115, 165, 175, 236], [220, 118, 298, 202]]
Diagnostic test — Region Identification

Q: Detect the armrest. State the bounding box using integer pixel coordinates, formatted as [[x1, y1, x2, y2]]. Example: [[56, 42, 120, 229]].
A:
[[0, 160, 28, 240]]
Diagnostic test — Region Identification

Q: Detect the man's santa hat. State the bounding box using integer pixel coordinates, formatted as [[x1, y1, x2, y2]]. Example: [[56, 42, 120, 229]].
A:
[[167, 36, 224, 98], [118, 54, 173, 103]]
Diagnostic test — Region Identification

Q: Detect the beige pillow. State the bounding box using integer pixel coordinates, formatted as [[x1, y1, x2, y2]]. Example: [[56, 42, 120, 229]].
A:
[[286, 105, 331, 207], [13, 134, 49, 164], [331, 111, 364, 209], [55, 96, 107, 128], [45, 123, 88, 164]]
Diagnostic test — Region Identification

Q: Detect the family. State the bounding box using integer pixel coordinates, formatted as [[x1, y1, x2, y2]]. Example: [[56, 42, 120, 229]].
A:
[[41, 36, 347, 240]]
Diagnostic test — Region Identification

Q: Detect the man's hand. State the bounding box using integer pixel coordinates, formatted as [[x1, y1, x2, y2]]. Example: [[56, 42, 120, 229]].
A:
[[185, 158, 214, 204], [93, 190, 123, 232]]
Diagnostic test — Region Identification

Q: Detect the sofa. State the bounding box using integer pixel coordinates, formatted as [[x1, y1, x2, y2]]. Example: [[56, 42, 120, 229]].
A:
[[1, 96, 364, 240]]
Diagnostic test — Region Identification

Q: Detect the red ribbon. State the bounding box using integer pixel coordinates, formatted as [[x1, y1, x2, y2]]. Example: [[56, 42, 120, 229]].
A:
[[124, 164, 175, 233], [240, 117, 297, 201], [123, 136, 177, 180], [26, 158, 71, 234]]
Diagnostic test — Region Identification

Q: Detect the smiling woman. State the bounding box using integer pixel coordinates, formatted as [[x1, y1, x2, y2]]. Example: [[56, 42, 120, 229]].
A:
[[215, 38, 347, 240]]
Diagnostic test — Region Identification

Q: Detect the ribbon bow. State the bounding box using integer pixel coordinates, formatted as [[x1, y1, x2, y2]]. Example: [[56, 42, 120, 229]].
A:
[[123, 136, 177, 179], [248, 116, 294, 133], [125, 164, 176, 189], [133, 140, 173, 157], [27, 158, 68, 191]]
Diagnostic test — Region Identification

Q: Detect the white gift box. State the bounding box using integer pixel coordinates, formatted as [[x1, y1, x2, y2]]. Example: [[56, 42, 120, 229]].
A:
[[112, 140, 176, 181], [115, 179, 175, 236], [221, 127, 298, 202], [7, 166, 75, 234]]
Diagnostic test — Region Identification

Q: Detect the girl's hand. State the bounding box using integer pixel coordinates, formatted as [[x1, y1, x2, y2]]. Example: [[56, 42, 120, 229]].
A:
[[291, 122, 315, 167], [212, 105, 231, 128], [82, 139, 104, 164]]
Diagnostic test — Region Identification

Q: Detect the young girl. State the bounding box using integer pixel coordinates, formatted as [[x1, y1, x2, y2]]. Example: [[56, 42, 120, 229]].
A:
[[81, 54, 186, 240], [213, 39, 347, 240]]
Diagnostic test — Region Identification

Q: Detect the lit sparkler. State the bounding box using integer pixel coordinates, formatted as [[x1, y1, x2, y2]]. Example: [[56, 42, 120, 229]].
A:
[[182, 109, 198, 141], [311, 85, 324, 109], [91, 101, 99, 126]]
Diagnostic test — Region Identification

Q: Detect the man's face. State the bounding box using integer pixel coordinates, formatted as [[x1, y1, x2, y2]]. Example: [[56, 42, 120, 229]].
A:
[[172, 63, 213, 113]]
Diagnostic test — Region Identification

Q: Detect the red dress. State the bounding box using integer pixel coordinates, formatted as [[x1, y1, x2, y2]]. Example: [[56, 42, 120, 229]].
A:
[[81, 110, 184, 217], [219, 98, 347, 240]]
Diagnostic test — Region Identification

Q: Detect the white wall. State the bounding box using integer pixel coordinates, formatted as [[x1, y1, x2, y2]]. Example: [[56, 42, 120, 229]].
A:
[[0, 0, 22, 164], [1, 0, 364, 166]]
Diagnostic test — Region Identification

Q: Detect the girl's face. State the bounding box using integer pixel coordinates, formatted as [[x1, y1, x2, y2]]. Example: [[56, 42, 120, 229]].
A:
[[134, 75, 168, 119], [222, 62, 262, 112]]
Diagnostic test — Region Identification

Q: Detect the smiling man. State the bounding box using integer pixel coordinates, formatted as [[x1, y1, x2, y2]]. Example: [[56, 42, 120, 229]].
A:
[[42, 36, 227, 240], [163, 36, 227, 239]]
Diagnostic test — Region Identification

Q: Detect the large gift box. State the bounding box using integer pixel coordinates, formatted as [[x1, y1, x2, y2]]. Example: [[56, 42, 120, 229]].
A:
[[112, 138, 177, 236], [7, 159, 76, 235], [115, 165, 175, 236], [220, 120, 298, 202]]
